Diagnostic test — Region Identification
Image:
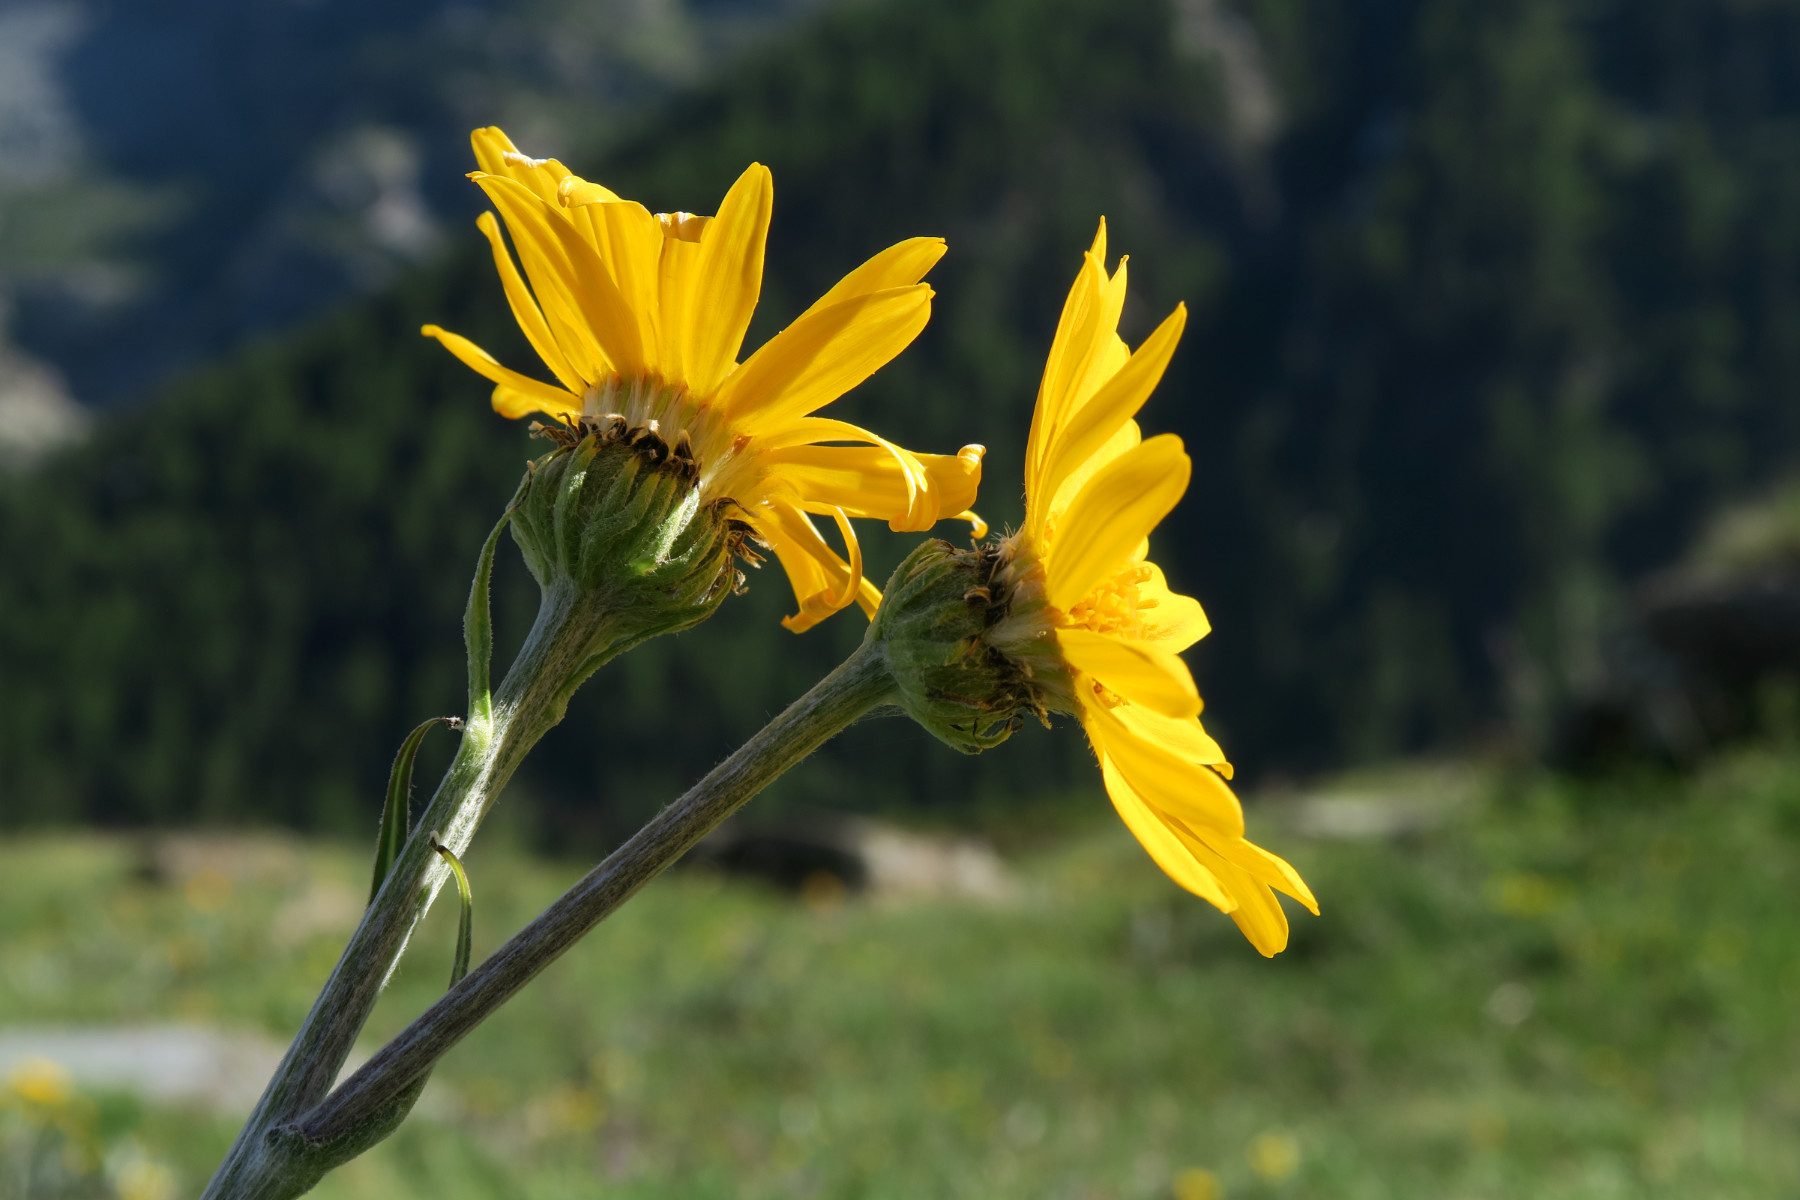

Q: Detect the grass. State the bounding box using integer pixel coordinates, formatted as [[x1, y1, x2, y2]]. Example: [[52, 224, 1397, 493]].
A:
[[3, 748, 1800, 1199]]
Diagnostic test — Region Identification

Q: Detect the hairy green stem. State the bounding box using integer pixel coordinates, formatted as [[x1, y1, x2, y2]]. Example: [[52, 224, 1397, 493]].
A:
[[293, 636, 895, 1150], [200, 578, 648, 1200]]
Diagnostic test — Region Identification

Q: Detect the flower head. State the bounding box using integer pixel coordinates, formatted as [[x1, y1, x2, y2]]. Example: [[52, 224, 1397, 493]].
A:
[[877, 221, 1315, 954], [426, 127, 985, 631], [999, 221, 1315, 954]]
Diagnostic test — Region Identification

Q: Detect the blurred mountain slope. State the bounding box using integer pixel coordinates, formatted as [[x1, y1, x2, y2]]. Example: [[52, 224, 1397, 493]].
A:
[[5, 0, 1800, 838], [0, 0, 833, 415]]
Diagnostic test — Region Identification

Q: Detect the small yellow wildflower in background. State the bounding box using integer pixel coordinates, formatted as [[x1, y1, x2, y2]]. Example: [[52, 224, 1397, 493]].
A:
[[1246, 1130, 1299, 1182], [1172, 1165, 1222, 1200], [184, 867, 232, 912], [427, 127, 985, 631], [2, 1057, 176, 1197], [1489, 871, 1561, 916], [8, 1056, 71, 1108], [523, 1081, 605, 1143], [114, 1155, 178, 1200]]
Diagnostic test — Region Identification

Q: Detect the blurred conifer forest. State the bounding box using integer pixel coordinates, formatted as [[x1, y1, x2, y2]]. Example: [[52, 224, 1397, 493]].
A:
[[5, 0, 1800, 840]]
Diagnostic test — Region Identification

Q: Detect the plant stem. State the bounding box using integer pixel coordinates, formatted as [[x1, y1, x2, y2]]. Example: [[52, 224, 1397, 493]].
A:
[[293, 635, 896, 1151], [199, 579, 639, 1200]]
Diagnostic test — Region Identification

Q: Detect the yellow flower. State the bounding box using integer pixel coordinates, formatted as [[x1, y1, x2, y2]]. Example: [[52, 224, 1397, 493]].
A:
[[990, 220, 1316, 955], [425, 127, 985, 631], [7, 1056, 71, 1109]]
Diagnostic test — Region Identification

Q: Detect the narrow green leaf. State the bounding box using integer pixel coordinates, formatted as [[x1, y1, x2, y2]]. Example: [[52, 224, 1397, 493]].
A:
[[368, 716, 460, 904], [466, 475, 530, 726], [429, 834, 475, 988]]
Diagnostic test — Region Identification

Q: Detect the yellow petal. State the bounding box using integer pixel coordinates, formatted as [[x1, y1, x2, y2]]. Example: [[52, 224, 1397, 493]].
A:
[[1032, 304, 1186, 540], [1059, 256, 1130, 420], [1080, 699, 1243, 836], [1202, 829, 1319, 914], [469, 126, 517, 177], [905, 446, 985, 531], [753, 501, 867, 632], [471, 176, 610, 379], [854, 574, 883, 618], [1040, 419, 1141, 534], [801, 237, 947, 316], [470, 127, 574, 207], [557, 176, 623, 207], [1163, 804, 1317, 917], [474, 212, 587, 394], [1221, 869, 1291, 956], [492, 385, 576, 421], [657, 232, 703, 385], [1238, 839, 1318, 914], [762, 436, 920, 522], [743, 415, 905, 454], [721, 285, 934, 433], [679, 163, 772, 398], [422, 325, 578, 417], [1027, 243, 1129, 496], [1057, 628, 1200, 719], [1024, 251, 1103, 498], [587, 200, 665, 371], [1186, 830, 1296, 955], [1102, 715, 1307, 956], [1046, 434, 1190, 611], [1136, 563, 1210, 651], [660, 211, 710, 242], [822, 507, 863, 611], [951, 510, 990, 538], [1110, 704, 1228, 767], [750, 415, 984, 534], [747, 507, 832, 625], [770, 443, 984, 533], [473, 173, 646, 376], [1098, 748, 1235, 910]]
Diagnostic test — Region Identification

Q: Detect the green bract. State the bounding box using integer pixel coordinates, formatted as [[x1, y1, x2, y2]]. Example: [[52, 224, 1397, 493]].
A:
[[868, 538, 1051, 753], [506, 421, 740, 726]]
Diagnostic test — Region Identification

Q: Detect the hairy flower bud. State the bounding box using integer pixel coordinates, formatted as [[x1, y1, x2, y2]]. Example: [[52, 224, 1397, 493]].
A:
[[504, 417, 742, 712], [867, 538, 1054, 753]]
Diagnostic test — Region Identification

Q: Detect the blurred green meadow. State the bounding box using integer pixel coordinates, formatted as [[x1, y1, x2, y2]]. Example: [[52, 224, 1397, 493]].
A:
[[5, 748, 1798, 1200]]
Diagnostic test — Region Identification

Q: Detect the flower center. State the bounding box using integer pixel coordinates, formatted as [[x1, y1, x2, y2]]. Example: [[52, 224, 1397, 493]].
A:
[[579, 375, 750, 501], [1061, 563, 1157, 640]]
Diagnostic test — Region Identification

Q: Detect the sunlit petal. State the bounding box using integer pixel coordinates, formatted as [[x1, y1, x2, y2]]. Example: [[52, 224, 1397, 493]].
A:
[[802, 237, 947, 315], [1080, 698, 1244, 836], [1032, 304, 1185, 539], [680, 164, 772, 397], [473, 212, 587, 394], [1136, 563, 1210, 651], [421, 325, 576, 417], [1058, 628, 1200, 719], [722, 285, 934, 432], [1097, 743, 1235, 910], [1046, 435, 1190, 611]]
